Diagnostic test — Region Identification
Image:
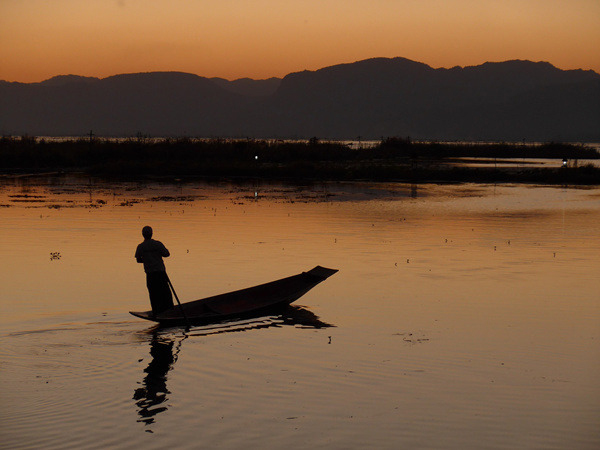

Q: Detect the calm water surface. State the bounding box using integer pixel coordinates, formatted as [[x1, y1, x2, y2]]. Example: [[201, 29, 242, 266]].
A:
[[1, 176, 599, 449]]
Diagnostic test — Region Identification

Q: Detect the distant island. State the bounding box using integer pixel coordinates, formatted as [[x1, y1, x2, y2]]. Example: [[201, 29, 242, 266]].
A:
[[1, 57, 599, 141]]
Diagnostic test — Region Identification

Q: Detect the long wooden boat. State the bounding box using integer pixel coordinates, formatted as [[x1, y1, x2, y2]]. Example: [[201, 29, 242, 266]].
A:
[[130, 266, 338, 325]]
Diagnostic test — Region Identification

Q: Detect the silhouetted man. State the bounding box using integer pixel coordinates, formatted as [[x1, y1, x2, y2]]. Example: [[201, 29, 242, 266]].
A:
[[135, 226, 173, 315]]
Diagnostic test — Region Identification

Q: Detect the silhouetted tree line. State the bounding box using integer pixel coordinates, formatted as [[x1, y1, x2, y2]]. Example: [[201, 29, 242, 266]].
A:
[[375, 137, 599, 159], [1, 135, 598, 183]]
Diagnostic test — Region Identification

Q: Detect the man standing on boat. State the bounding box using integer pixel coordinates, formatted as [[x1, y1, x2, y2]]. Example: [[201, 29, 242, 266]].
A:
[[135, 226, 174, 316]]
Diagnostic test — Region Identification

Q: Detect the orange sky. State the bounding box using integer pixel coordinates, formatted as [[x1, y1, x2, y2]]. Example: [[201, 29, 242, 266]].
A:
[[1, 0, 599, 83]]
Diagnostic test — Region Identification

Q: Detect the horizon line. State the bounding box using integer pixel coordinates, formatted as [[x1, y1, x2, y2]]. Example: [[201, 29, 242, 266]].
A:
[[2, 56, 599, 84]]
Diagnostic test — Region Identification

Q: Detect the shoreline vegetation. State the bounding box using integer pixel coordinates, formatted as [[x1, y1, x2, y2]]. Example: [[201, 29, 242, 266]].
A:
[[1, 135, 599, 184]]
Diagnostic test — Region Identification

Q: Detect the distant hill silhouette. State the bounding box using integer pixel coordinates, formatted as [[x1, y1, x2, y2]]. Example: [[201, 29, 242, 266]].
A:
[[210, 77, 281, 97], [1, 58, 598, 140]]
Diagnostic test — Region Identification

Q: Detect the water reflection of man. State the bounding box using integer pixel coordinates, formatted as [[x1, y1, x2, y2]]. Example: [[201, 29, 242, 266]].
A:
[[133, 334, 175, 425], [135, 226, 174, 316]]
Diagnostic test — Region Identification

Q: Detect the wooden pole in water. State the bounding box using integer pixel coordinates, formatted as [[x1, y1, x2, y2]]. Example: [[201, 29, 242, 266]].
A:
[[165, 274, 191, 330]]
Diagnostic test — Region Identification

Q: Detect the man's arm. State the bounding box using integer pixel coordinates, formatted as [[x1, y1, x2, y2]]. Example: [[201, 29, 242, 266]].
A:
[[135, 246, 143, 263], [161, 242, 170, 258]]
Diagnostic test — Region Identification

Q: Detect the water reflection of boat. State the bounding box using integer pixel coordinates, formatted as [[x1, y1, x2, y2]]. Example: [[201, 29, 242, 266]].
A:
[[132, 305, 334, 427], [130, 266, 338, 326], [185, 305, 335, 336]]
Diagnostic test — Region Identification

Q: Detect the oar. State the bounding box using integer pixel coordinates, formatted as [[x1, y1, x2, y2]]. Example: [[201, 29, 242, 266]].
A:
[[165, 273, 191, 330]]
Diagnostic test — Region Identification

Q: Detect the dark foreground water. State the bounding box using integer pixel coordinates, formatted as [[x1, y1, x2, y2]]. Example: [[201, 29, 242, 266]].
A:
[[1, 177, 599, 449]]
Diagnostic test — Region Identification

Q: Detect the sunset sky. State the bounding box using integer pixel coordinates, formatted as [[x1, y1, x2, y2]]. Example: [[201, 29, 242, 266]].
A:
[[1, 0, 599, 83]]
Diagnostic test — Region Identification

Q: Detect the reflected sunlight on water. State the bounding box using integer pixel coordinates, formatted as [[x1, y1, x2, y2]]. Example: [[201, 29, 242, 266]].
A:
[[0, 176, 599, 449]]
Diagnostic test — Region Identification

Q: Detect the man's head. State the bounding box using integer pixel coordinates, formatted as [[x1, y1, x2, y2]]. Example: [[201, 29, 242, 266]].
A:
[[142, 226, 153, 239]]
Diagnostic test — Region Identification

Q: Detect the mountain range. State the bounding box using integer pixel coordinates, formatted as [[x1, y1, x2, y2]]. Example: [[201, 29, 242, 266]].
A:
[[1, 57, 599, 141]]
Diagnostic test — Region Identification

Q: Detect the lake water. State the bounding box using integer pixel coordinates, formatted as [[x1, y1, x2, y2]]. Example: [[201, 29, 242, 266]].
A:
[[1, 176, 599, 449]]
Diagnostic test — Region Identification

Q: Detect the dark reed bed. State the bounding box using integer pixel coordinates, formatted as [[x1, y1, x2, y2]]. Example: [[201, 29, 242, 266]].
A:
[[1, 135, 599, 184]]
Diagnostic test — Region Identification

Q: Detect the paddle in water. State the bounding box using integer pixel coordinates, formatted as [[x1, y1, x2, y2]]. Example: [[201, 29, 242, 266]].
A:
[[166, 274, 191, 330]]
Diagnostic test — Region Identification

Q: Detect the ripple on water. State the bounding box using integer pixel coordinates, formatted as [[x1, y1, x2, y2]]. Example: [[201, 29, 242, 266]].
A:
[[1, 319, 150, 448]]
